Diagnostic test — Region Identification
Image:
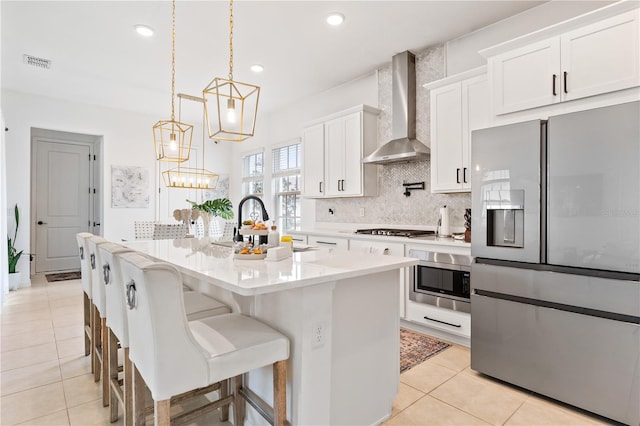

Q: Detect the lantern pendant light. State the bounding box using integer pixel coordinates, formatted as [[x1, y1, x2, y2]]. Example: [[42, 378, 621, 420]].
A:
[[153, 0, 193, 162], [203, 0, 260, 143]]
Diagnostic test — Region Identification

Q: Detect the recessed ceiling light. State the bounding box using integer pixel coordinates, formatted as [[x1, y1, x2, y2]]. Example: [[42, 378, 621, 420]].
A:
[[250, 64, 264, 73], [326, 13, 345, 26], [134, 24, 154, 37]]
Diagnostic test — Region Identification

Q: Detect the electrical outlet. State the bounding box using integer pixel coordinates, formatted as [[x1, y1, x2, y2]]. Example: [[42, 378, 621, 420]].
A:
[[312, 321, 325, 348], [359, 207, 365, 217]]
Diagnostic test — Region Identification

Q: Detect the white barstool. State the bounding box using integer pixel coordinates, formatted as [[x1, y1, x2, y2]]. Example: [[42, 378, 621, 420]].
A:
[[152, 223, 187, 240], [119, 252, 289, 426], [100, 244, 232, 425], [134, 221, 157, 240], [76, 232, 95, 371], [87, 235, 110, 407]]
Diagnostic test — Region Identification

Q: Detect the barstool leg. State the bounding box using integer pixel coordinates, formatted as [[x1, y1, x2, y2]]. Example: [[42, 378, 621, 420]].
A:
[[109, 329, 119, 422], [83, 293, 91, 358], [232, 374, 245, 426], [154, 399, 170, 426], [273, 360, 287, 426], [124, 348, 133, 426], [93, 305, 101, 382], [219, 379, 229, 422], [133, 364, 146, 426], [102, 319, 109, 406]]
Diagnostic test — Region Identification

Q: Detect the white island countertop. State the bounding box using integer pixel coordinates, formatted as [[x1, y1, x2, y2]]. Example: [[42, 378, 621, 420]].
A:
[[123, 238, 417, 296]]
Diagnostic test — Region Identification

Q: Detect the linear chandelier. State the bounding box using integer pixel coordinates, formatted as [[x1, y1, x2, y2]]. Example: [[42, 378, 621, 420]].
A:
[[162, 94, 220, 190], [153, 0, 193, 162], [203, 0, 260, 143]]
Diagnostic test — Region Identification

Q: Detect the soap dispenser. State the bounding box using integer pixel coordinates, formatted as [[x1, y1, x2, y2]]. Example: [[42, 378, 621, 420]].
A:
[[268, 222, 280, 247]]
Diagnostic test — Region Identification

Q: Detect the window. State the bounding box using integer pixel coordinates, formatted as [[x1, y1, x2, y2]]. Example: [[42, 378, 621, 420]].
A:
[[241, 151, 264, 221], [272, 142, 301, 231]]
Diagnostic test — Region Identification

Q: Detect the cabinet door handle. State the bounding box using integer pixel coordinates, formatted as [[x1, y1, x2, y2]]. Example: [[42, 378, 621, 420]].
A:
[[463, 167, 468, 183], [424, 316, 461, 328], [316, 241, 337, 246], [563, 71, 568, 94], [456, 168, 461, 184], [319, 182, 323, 193], [552, 74, 557, 96]]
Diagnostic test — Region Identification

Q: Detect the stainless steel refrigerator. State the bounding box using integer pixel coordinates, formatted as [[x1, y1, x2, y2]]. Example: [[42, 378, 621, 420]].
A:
[[470, 101, 639, 425]]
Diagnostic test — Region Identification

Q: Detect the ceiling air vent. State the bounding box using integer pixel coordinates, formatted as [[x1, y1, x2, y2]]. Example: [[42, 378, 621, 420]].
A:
[[23, 54, 52, 69]]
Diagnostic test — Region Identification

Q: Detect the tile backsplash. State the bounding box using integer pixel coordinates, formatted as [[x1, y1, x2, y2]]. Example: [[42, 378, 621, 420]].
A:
[[316, 44, 471, 228]]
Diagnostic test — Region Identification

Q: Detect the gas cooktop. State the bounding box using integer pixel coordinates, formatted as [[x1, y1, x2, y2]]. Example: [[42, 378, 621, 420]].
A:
[[354, 228, 435, 238]]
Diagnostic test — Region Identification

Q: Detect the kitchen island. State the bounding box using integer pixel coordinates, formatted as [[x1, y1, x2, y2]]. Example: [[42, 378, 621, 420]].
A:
[[123, 238, 417, 425]]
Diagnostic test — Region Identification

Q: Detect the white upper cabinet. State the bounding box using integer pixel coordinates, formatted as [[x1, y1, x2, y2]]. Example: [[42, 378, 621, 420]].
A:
[[488, 7, 639, 115], [302, 123, 325, 197], [492, 38, 561, 114], [301, 105, 380, 198], [426, 68, 489, 193], [561, 10, 639, 102]]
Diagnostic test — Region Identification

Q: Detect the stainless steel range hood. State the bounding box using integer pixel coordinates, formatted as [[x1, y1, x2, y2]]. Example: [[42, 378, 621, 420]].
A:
[[362, 51, 430, 164]]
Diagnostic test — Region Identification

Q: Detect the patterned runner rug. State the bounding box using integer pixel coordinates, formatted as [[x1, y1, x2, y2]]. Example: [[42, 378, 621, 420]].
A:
[[45, 271, 82, 282], [400, 328, 451, 373]]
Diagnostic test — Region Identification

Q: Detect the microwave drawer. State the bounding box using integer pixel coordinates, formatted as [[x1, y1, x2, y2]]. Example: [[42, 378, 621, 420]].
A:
[[406, 300, 471, 338]]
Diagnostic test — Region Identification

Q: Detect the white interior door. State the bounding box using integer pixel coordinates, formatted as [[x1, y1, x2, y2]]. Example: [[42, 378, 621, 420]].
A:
[[34, 140, 91, 272]]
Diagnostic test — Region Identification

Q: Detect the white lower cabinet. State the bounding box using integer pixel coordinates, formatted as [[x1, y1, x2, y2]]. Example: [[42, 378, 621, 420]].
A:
[[307, 235, 348, 250], [290, 234, 307, 244], [405, 300, 471, 339]]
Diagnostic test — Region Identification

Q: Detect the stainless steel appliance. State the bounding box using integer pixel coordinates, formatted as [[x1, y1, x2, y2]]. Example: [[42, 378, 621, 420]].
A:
[[471, 101, 640, 425], [408, 249, 472, 314], [361, 51, 430, 164], [354, 228, 434, 237]]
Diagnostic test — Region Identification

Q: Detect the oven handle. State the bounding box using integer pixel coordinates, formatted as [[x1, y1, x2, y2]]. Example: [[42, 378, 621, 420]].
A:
[[416, 261, 470, 271], [424, 316, 462, 328]]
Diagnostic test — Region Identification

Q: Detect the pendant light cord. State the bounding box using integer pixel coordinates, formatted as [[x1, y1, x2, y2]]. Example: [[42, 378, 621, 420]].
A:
[[228, 0, 233, 81], [171, 0, 176, 122]]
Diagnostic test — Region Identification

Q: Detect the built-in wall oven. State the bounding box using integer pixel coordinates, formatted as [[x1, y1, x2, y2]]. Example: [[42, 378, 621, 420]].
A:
[[408, 249, 472, 314]]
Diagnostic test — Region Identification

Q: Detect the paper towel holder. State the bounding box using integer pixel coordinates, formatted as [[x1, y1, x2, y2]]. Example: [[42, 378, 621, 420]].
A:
[[436, 205, 451, 238]]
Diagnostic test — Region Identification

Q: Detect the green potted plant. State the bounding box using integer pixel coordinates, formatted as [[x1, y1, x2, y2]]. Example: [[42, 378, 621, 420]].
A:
[[7, 204, 23, 291], [186, 198, 234, 237]]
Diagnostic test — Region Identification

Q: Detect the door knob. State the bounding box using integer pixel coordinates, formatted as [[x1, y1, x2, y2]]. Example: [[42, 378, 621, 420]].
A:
[[37, 221, 47, 225]]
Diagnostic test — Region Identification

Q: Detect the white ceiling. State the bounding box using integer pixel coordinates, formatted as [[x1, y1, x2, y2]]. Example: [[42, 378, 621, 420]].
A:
[[2, 1, 547, 121]]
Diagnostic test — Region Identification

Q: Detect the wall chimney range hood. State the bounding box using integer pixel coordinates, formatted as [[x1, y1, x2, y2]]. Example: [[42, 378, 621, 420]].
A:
[[362, 50, 430, 164]]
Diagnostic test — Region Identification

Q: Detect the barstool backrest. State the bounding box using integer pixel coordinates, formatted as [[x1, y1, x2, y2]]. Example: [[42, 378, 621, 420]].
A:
[[153, 223, 187, 240], [134, 221, 157, 240], [88, 236, 109, 316], [118, 252, 209, 399], [76, 232, 94, 297], [98, 242, 134, 347]]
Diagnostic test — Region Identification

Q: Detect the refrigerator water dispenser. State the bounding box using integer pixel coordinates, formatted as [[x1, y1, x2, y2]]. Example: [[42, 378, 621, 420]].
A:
[[484, 190, 524, 248]]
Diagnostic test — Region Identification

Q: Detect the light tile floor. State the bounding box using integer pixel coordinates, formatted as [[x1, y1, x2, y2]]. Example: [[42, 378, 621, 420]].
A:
[[1, 275, 612, 425]]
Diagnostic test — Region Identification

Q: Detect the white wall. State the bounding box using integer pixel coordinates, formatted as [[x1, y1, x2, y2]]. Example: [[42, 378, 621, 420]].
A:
[[2, 89, 232, 281], [445, 0, 614, 75]]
